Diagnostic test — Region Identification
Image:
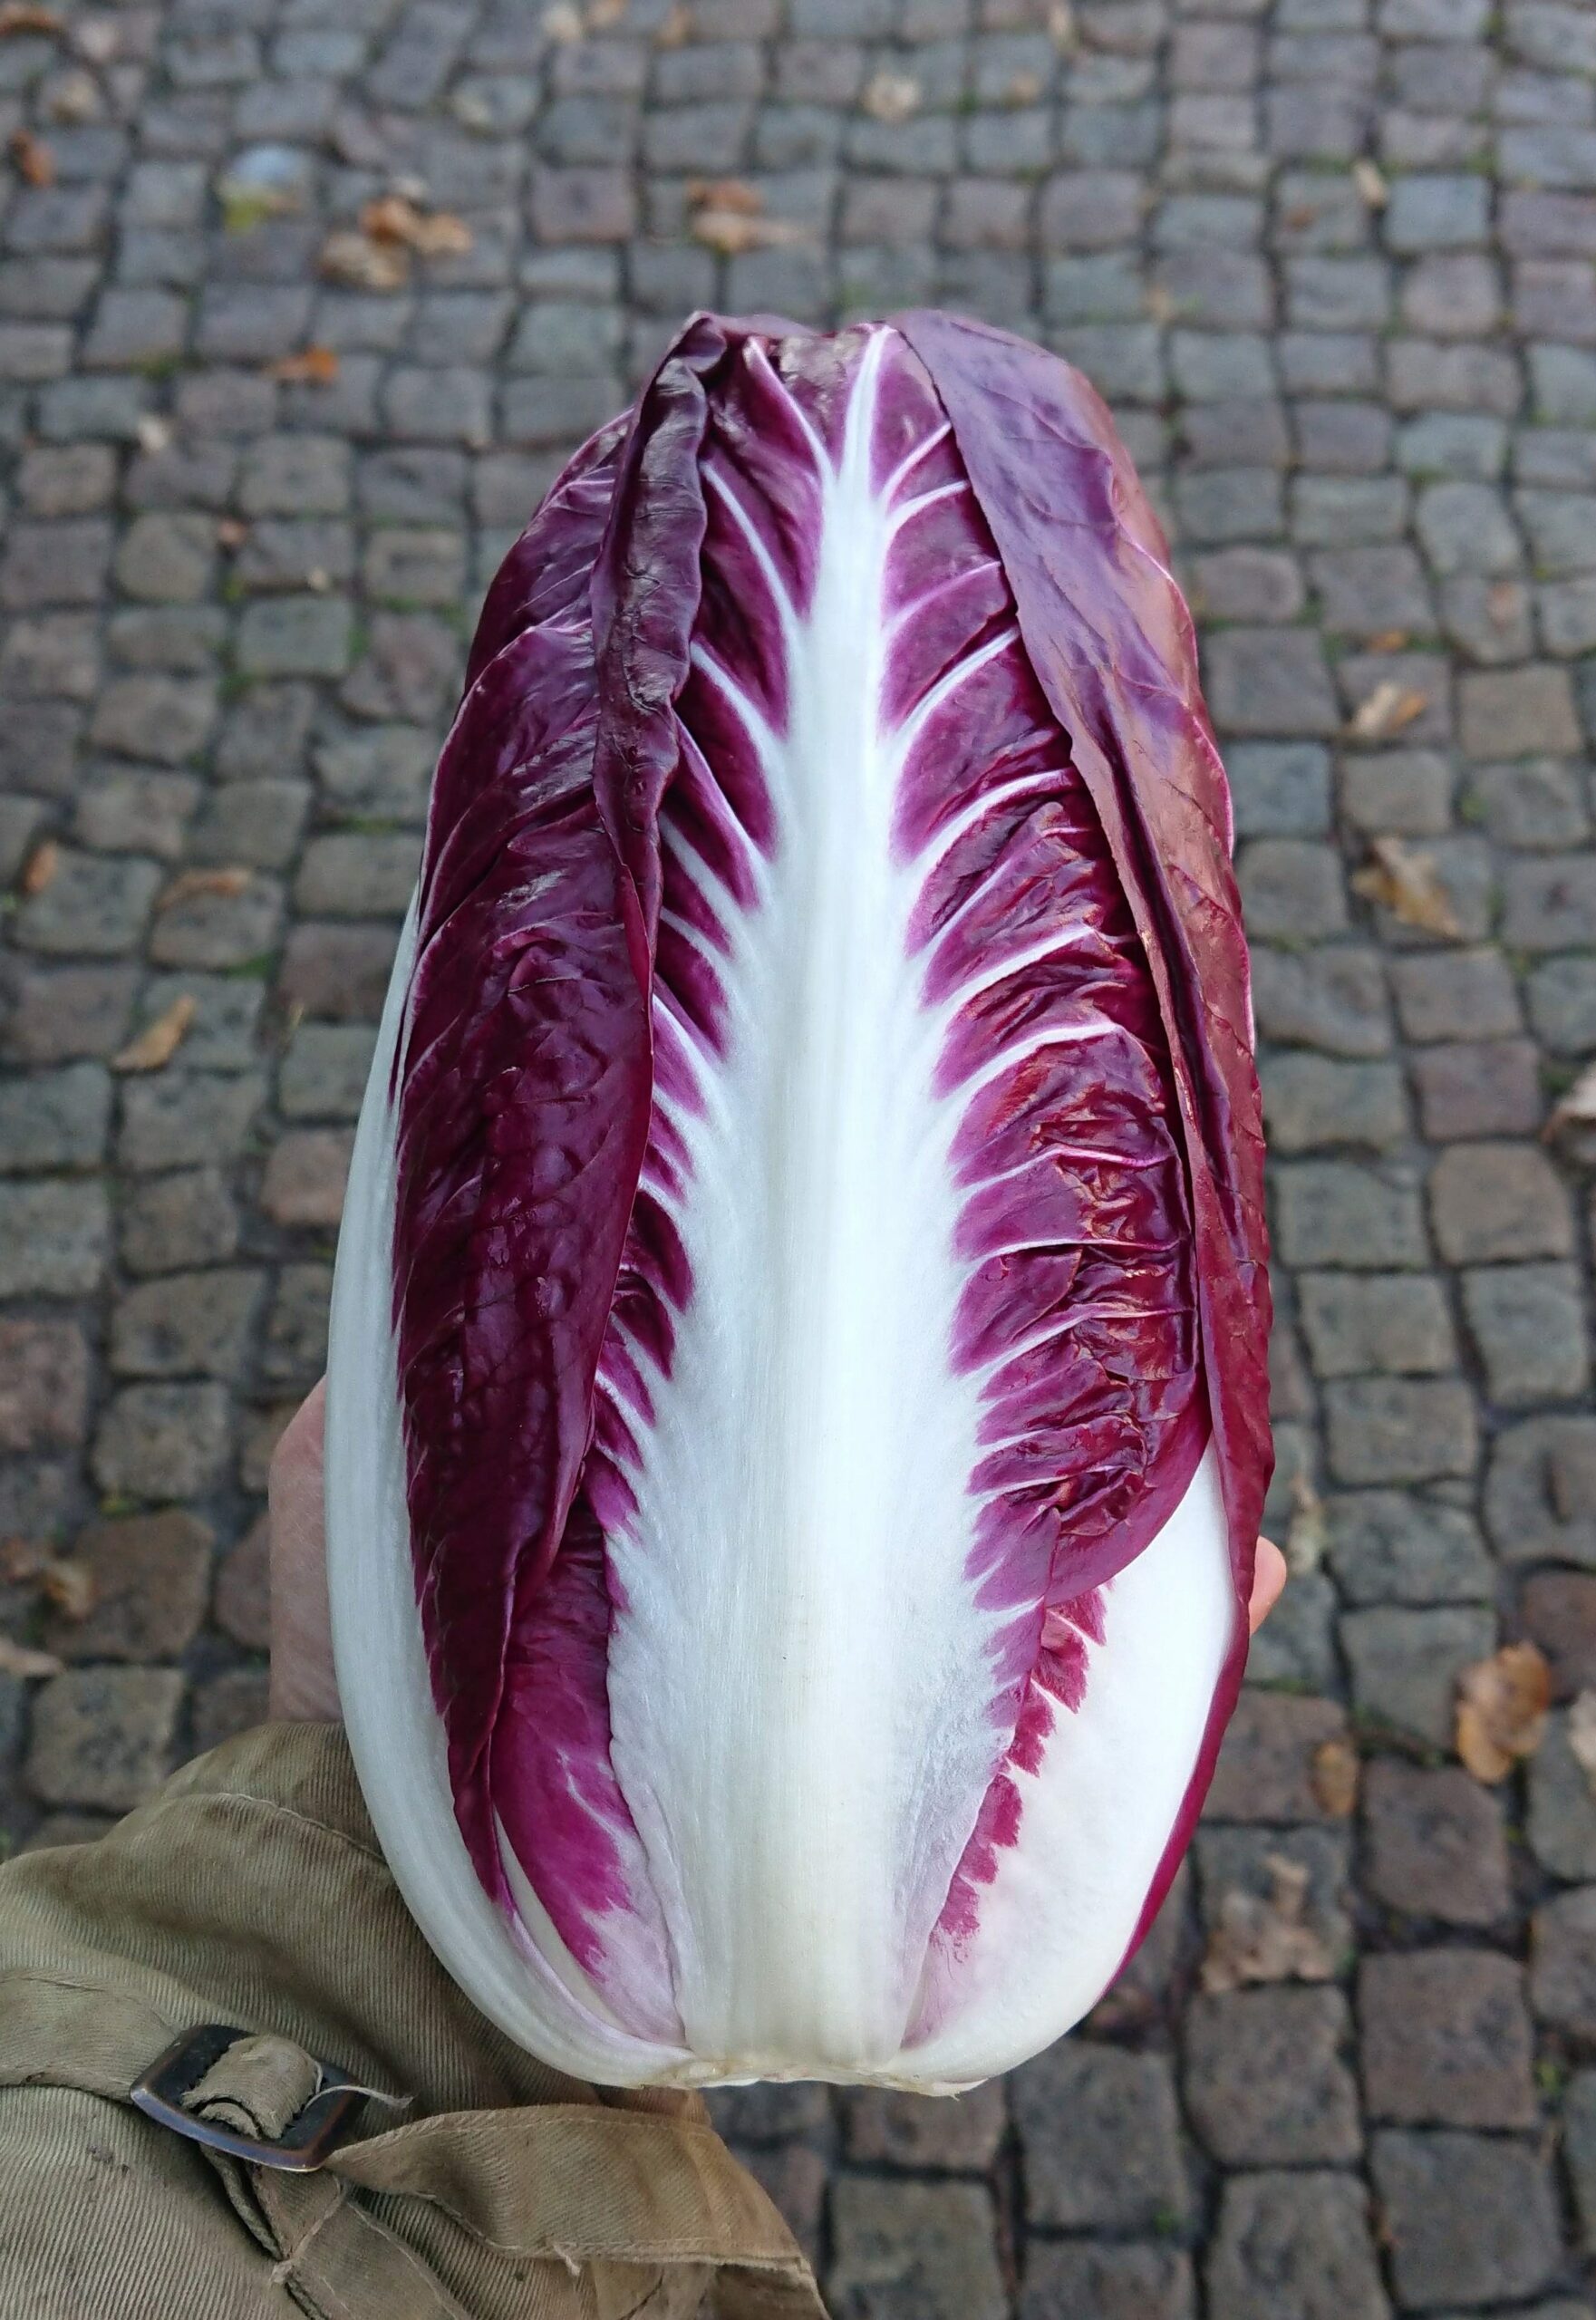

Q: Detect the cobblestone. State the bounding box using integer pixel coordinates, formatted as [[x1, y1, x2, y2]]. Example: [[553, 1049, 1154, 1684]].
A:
[[0, 4, 1585, 2306]]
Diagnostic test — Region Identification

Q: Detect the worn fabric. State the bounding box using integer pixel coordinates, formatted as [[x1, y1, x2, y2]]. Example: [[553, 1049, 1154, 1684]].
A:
[[0, 1722, 826, 2320]]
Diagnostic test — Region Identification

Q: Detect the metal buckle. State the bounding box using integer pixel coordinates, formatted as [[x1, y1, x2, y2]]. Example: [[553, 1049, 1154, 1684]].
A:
[[130, 2025, 366, 2174]]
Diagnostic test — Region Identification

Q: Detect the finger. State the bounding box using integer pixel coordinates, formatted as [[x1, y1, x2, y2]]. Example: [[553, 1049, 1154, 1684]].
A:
[[1247, 1535, 1287, 1637], [268, 1378, 338, 1721]]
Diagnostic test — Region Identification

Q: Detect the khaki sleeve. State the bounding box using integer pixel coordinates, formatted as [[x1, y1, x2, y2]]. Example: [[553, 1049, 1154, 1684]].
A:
[[0, 1723, 825, 2320]]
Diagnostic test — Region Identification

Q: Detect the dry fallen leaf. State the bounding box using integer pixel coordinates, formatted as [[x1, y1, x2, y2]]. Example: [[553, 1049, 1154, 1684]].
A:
[[1200, 1854, 1339, 1994], [269, 344, 340, 385], [216, 517, 247, 549], [157, 865, 249, 912], [45, 68, 100, 122], [1282, 201, 1320, 231], [0, 2, 63, 33], [542, 1, 584, 40], [1366, 627, 1409, 654], [1347, 677, 1429, 741], [1311, 1734, 1359, 1818], [1545, 1059, 1596, 1142], [1353, 158, 1388, 209], [359, 193, 472, 258], [862, 69, 921, 124], [112, 991, 196, 1073], [1049, 1, 1076, 50], [8, 126, 53, 185], [685, 180, 810, 257], [1456, 1640, 1552, 1784], [0, 1634, 63, 1678], [1351, 835, 1461, 939], [1285, 1470, 1328, 1579], [39, 1557, 92, 1620], [695, 208, 810, 256], [19, 837, 57, 895], [1005, 68, 1042, 104], [319, 228, 410, 293], [587, 0, 627, 23], [72, 16, 117, 63], [686, 176, 761, 216], [655, 1, 692, 41]]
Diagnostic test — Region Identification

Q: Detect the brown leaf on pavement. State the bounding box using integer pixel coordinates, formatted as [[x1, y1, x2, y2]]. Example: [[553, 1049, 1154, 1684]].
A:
[[1346, 677, 1429, 741], [1545, 1059, 1596, 1142], [1351, 835, 1461, 938], [269, 345, 340, 384], [19, 837, 57, 895], [0, 3, 63, 34], [8, 126, 53, 184], [1456, 1641, 1552, 1783], [157, 865, 249, 912], [0, 1533, 94, 1622], [0, 1635, 63, 1679], [1285, 1471, 1328, 1578], [685, 179, 811, 256], [862, 70, 921, 123], [113, 992, 197, 1074], [1200, 1854, 1339, 1993], [1353, 158, 1389, 209], [40, 1558, 93, 1619], [360, 194, 472, 256], [320, 228, 409, 293], [1311, 1734, 1359, 1818]]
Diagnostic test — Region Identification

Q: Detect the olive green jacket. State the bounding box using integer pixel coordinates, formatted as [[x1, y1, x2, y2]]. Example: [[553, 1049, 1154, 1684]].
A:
[[0, 1723, 826, 2319]]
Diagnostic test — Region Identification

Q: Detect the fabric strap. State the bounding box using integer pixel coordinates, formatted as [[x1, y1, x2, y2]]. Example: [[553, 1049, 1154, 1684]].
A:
[[0, 1971, 826, 2320]]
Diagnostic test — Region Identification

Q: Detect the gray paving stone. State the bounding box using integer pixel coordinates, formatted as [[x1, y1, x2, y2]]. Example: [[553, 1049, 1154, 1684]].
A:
[[1371, 2132, 1561, 2312], [1462, 1262, 1591, 1405], [26, 1668, 185, 1812], [1324, 1378, 1479, 1487], [1012, 2043, 1188, 2231], [1341, 1603, 1495, 1744], [1204, 2172, 1388, 2320], [120, 1168, 240, 1279], [828, 2180, 1005, 2320], [1359, 1951, 1537, 2128], [1185, 1986, 1361, 2164], [0, 1178, 109, 1299], [1531, 1883, 1596, 2038], [12, 847, 160, 958], [1528, 1708, 1596, 1881], [1325, 1491, 1494, 1605], [1362, 1758, 1512, 1925], [1020, 2244, 1194, 2320], [1430, 1142, 1574, 1262]]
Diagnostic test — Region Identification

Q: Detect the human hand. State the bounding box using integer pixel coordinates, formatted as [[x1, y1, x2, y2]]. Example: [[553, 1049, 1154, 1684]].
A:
[[267, 1377, 338, 1722], [266, 1369, 1289, 1725], [1249, 1535, 1287, 1637]]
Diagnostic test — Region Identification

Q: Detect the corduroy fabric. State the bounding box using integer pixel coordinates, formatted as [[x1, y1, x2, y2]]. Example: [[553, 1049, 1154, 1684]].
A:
[[0, 1723, 826, 2320]]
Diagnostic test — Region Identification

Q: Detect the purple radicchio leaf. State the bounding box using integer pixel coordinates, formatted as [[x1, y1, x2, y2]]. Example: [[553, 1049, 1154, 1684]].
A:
[[326, 312, 1272, 2092]]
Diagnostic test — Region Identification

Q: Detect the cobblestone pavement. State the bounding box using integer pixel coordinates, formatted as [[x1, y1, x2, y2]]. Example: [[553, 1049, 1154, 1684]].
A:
[[0, 0, 1595, 2311]]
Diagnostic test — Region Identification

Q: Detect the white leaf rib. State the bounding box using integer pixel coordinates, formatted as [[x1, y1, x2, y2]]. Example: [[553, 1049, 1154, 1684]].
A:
[[885, 477, 972, 544], [886, 623, 1021, 777], [881, 419, 952, 506], [703, 466, 803, 651], [904, 767, 1069, 883]]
